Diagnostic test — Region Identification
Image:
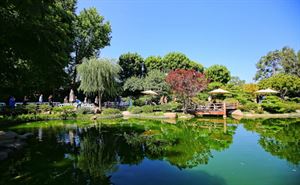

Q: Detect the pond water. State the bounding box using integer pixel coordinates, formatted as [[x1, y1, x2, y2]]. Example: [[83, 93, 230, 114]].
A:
[[0, 118, 300, 185]]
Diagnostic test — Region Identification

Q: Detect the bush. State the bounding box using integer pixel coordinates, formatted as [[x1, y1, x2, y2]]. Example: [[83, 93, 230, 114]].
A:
[[239, 101, 261, 113], [128, 106, 142, 114], [25, 104, 38, 114], [141, 105, 154, 113], [102, 108, 121, 115], [77, 107, 93, 114], [224, 98, 239, 104], [39, 104, 52, 113], [261, 96, 298, 113], [53, 106, 76, 120], [156, 102, 182, 112], [133, 96, 155, 106]]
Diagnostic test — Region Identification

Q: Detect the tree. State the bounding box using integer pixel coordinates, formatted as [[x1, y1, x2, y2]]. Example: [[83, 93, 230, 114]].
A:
[[258, 73, 300, 98], [0, 0, 76, 98], [205, 65, 231, 84], [228, 76, 245, 87], [69, 7, 112, 87], [166, 69, 208, 112], [77, 58, 121, 109], [143, 70, 169, 93], [163, 52, 204, 72], [118, 53, 144, 80], [123, 76, 144, 93], [144, 56, 164, 71], [254, 47, 300, 81]]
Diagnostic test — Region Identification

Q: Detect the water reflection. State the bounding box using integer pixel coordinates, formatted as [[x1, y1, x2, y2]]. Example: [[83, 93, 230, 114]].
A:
[[243, 119, 300, 165], [0, 119, 235, 185]]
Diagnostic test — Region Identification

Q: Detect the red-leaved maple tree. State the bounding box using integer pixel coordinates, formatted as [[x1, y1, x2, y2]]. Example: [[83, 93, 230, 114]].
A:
[[166, 69, 209, 112]]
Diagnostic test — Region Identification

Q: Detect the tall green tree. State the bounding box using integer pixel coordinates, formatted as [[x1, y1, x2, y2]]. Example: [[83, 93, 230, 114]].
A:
[[69, 8, 112, 87], [163, 52, 204, 72], [77, 58, 120, 109], [0, 0, 76, 98], [254, 47, 300, 81], [144, 56, 164, 71], [118, 53, 144, 80], [205, 65, 231, 84]]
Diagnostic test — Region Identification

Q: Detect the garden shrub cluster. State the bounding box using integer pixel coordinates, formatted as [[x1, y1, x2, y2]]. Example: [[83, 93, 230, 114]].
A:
[[102, 108, 121, 115], [261, 96, 300, 113], [141, 105, 154, 113], [53, 106, 76, 120], [76, 107, 94, 114], [128, 106, 143, 114]]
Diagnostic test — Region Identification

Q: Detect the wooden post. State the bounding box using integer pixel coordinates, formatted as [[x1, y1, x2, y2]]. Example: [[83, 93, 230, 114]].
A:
[[223, 102, 227, 119]]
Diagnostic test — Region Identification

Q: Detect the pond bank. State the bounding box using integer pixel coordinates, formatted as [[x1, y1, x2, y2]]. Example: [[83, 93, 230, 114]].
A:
[[232, 110, 300, 119]]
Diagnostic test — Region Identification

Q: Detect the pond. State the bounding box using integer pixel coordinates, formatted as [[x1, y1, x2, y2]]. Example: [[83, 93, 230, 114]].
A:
[[0, 118, 300, 185]]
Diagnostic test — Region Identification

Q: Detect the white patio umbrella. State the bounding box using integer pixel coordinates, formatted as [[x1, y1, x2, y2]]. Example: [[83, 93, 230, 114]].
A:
[[69, 89, 75, 102], [209, 88, 230, 94], [141, 90, 158, 96], [255, 88, 279, 94]]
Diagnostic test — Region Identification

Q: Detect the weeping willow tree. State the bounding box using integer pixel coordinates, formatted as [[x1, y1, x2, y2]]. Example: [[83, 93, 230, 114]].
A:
[[77, 58, 121, 109]]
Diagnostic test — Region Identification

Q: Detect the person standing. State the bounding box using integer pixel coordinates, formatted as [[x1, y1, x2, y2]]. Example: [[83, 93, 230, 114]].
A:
[[23, 96, 29, 105], [64, 96, 68, 103], [84, 96, 88, 104], [94, 96, 99, 105], [48, 95, 53, 107], [75, 96, 82, 109], [39, 94, 43, 103], [9, 96, 15, 109]]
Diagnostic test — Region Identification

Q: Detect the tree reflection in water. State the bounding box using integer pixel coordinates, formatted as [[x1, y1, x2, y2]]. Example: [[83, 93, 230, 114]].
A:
[[243, 118, 300, 165], [0, 119, 236, 185]]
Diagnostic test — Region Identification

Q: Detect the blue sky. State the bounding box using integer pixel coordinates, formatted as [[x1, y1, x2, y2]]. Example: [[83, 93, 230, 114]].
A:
[[77, 0, 300, 82]]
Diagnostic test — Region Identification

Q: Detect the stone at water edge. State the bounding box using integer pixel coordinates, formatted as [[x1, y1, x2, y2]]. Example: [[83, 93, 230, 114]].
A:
[[231, 110, 243, 116], [163, 112, 177, 119], [122, 111, 132, 116]]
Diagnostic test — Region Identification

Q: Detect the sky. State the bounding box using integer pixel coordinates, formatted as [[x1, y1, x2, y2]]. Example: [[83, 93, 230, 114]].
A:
[[77, 0, 300, 82]]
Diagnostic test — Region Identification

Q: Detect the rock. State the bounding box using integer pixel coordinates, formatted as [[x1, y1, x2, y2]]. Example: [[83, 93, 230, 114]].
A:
[[231, 110, 243, 116], [122, 111, 132, 116], [19, 133, 33, 139], [296, 110, 300, 113], [163, 112, 177, 119], [0, 131, 18, 140], [91, 115, 97, 120]]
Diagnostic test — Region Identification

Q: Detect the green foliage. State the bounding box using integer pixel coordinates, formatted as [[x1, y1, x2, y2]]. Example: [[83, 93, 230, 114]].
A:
[[163, 52, 204, 72], [228, 76, 245, 86], [0, 0, 76, 98], [127, 106, 143, 114], [118, 53, 144, 80], [77, 58, 121, 109], [143, 70, 169, 93], [102, 108, 121, 115], [239, 102, 261, 113], [145, 56, 164, 71], [258, 73, 300, 98], [156, 102, 182, 112], [261, 96, 299, 113], [207, 82, 224, 91], [205, 65, 231, 84], [25, 104, 38, 114], [254, 47, 300, 81], [141, 105, 154, 113], [123, 76, 144, 93], [133, 96, 154, 106], [39, 104, 52, 113], [69, 7, 112, 84], [53, 106, 76, 120], [224, 98, 239, 104], [77, 107, 94, 114]]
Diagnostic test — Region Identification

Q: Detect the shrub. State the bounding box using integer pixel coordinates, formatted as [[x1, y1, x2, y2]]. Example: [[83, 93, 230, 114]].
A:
[[239, 101, 260, 113], [128, 106, 142, 114], [141, 105, 154, 113], [261, 96, 297, 113], [39, 104, 52, 113], [77, 107, 93, 114], [156, 102, 182, 112], [102, 108, 121, 115], [224, 98, 239, 104], [25, 104, 38, 114], [53, 106, 76, 120]]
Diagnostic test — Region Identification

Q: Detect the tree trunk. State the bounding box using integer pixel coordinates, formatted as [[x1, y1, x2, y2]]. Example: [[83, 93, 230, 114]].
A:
[[98, 91, 102, 110]]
